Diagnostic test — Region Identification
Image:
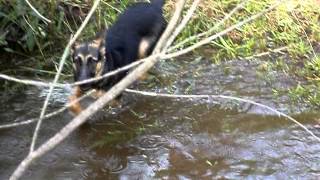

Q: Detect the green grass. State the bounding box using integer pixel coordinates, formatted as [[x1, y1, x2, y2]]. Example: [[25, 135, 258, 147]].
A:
[[173, 0, 320, 106], [0, 0, 131, 67]]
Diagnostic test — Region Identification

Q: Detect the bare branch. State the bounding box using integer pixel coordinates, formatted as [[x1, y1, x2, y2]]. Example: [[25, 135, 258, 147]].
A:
[[0, 74, 55, 87], [125, 89, 320, 143], [0, 1, 283, 135], [0, 42, 286, 90], [0, 42, 286, 130], [164, 0, 201, 50], [71, 55, 152, 86], [9, 1, 187, 179], [165, 1, 281, 59], [168, 0, 248, 52], [153, 0, 186, 53], [0, 58, 147, 88], [8, 1, 288, 179], [101, 0, 121, 13], [0, 90, 94, 130], [0, 44, 289, 130], [24, 0, 51, 23], [29, 0, 101, 154], [240, 46, 288, 60]]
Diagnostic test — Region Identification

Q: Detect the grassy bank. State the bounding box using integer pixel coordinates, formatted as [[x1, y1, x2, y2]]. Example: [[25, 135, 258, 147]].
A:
[[0, 0, 320, 105]]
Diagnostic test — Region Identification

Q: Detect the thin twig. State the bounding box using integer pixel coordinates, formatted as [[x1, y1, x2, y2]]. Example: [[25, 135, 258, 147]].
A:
[[125, 89, 320, 142], [0, 41, 283, 90], [240, 46, 288, 60], [0, 90, 94, 130], [1, 1, 282, 92], [164, 0, 201, 50], [0, 58, 147, 88], [0, 74, 56, 87], [0, 45, 288, 90], [0, 45, 289, 130], [70, 56, 150, 86], [153, 0, 186, 53], [0, 54, 152, 88], [23, 15, 37, 33], [164, 1, 282, 59], [29, 0, 101, 158], [21, 67, 71, 76], [7, 1, 287, 179], [101, 0, 121, 13], [0, 1, 282, 141], [24, 0, 51, 23], [168, 0, 248, 52]]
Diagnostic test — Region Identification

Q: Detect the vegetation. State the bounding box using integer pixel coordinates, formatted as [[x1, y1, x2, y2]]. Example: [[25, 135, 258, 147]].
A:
[[0, 0, 319, 105]]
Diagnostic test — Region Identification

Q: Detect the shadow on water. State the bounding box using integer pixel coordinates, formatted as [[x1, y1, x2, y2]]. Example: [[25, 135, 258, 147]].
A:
[[0, 56, 320, 179]]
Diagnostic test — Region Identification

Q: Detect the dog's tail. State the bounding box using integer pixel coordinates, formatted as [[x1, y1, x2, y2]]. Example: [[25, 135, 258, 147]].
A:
[[151, 0, 165, 8]]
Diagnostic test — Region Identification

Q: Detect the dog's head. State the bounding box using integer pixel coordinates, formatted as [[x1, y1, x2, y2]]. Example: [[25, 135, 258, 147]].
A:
[[71, 37, 105, 91]]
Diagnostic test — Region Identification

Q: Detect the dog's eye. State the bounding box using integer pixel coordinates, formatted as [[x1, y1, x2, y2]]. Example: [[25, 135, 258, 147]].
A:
[[88, 56, 98, 62], [73, 56, 81, 63]]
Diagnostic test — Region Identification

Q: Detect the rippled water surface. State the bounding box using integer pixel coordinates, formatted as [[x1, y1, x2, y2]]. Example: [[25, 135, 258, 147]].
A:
[[0, 58, 319, 179]]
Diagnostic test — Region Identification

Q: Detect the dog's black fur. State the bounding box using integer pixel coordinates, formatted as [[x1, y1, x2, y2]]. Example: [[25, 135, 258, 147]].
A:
[[101, 0, 166, 90], [72, 0, 166, 92], [69, 0, 166, 115]]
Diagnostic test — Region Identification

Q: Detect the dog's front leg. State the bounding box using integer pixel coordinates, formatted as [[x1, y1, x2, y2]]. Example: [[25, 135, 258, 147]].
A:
[[68, 86, 83, 115]]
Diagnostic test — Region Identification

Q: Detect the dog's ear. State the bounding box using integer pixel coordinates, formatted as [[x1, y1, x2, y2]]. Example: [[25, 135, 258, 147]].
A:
[[92, 37, 103, 48], [71, 41, 79, 55], [99, 46, 105, 59], [95, 38, 105, 60]]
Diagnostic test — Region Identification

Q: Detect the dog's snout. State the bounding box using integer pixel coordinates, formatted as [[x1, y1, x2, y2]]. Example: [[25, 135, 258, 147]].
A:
[[78, 68, 92, 91]]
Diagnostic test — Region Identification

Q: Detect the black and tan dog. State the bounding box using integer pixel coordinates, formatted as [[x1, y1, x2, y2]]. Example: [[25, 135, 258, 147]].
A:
[[69, 0, 166, 115]]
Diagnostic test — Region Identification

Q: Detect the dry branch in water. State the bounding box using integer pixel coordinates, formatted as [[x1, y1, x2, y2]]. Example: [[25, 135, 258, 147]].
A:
[[0, 45, 287, 90], [29, 0, 102, 154], [0, 56, 148, 88], [125, 89, 320, 143], [0, 90, 95, 130], [9, 0, 187, 179], [0, 43, 287, 130], [6, 0, 293, 179]]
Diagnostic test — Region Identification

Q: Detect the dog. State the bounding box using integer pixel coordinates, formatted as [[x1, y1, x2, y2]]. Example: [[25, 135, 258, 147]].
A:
[[69, 0, 166, 115]]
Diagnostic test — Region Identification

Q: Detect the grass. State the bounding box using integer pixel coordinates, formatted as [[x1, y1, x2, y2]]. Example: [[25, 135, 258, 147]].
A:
[[1, 0, 320, 106], [172, 0, 320, 107]]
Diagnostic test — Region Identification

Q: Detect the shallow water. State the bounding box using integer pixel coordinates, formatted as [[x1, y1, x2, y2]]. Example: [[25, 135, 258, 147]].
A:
[[0, 58, 319, 179]]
